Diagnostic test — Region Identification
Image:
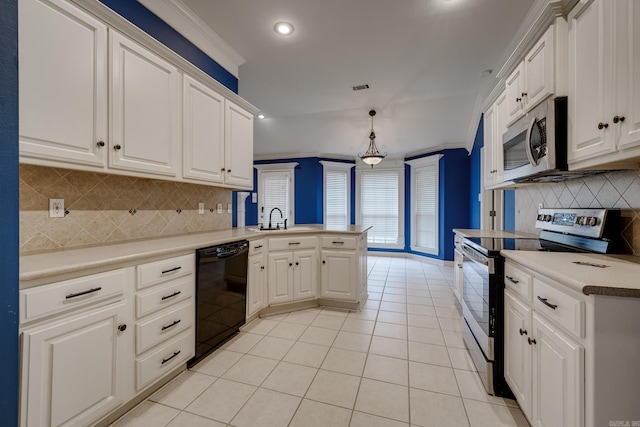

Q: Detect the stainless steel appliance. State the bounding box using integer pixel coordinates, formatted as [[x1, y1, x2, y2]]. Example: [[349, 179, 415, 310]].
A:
[[503, 96, 571, 183], [461, 208, 621, 397], [191, 240, 249, 365]]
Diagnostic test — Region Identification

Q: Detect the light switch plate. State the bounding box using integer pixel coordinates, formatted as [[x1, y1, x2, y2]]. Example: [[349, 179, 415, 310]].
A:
[[252, 193, 257, 203], [217, 203, 222, 213], [227, 203, 232, 213], [49, 199, 64, 218], [198, 202, 204, 214]]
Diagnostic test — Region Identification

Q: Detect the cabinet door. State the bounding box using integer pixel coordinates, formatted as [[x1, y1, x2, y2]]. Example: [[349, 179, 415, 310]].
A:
[[109, 31, 180, 177], [453, 249, 464, 302], [320, 251, 357, 301], [20, 302, 129, 427], [183, 75, 225, 183], [531, 313, 584, 427], [493, 91, 508, 183], [247, 253, 265, 317], [293, 249, 317, 300], [506, 62, 525, 126], [19, 0, 108, 168], [268, 253, 293, 304], [483, 105, 496, 188], [504, 290, 532, 421], [616, 0, 640, 151], [224, 100, 254, 189], [525, 26, 555, 111], [568, 0, 615, 163]]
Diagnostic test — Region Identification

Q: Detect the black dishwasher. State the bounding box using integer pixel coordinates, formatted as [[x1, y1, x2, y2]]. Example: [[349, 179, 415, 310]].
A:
[[191, 240, 249, 364]]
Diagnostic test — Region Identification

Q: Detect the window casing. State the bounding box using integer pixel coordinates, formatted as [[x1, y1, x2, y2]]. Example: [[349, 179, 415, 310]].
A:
[[320, 161, 354, 229], [356, 161, 405, 249], [407, 155, 441, 255], [255, 163, 297, 227]]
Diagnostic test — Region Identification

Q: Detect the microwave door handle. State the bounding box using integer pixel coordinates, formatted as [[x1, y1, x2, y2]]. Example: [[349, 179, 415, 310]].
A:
[[525, 116, 537, 167]]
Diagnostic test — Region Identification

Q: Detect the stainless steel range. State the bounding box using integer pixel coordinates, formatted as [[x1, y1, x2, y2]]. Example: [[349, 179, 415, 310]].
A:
[[460, 208, 621, 397]]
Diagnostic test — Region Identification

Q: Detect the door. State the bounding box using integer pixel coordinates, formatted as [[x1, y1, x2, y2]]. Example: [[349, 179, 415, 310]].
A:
[[320, 251, 356, 300], [183, 75, 225, 183], [616, 0, 640, 151], [504, 290, 532, 420], [247, 253, 265, 317], [19, 0, 108, 168], [268, 252, 293, 304], [224, 100, 254, 188], [109, 30, 180, 177], [568, 0, 615, 163], [531, 313, 584, 427], [293, 249, 317, 300], [20, 302, 128, 427]]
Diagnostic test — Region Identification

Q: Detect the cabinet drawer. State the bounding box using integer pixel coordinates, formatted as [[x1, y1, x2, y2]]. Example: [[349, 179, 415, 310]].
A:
[[504, 262, 532, 301], [136, 301, 194, 354], [321, 236, 357, 250], [20, 268, 128, 324], [136, 275, 194, 318], [533, 278, 585, 338], [135, 329, 194, 391], [269, 236, 317, 251], [249, 239, 265, 255], [137, 254, 195, 290]]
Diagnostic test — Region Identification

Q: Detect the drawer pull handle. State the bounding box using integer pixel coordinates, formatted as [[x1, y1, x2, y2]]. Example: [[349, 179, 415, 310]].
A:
[[519, 328, 527, 336], [506, 276, 519, 284], [161, 291, 182, 301], [288, 242, 301, 245], [65, 287, 102, 299], [332, 241, 345, 244], [161, 266, 182, 275], [161, 350, 181, 365], [254, 245, 263, 249], [528, 337, 536, 346], [161, 319, 181, 331], [537, 296, 558, 310]]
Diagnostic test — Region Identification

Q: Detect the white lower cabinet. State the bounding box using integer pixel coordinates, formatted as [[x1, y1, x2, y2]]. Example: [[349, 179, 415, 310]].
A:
[[453, 248, 464, 302], [19, 269, 134, 427], [247, 241, 266, 317], [504, 289, 532, 417], [267, 249, 317, 305], [320, 250, 357, 301]]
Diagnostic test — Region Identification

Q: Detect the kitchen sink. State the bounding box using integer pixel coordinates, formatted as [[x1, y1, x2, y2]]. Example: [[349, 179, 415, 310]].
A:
[[248, 226, 316, 232]]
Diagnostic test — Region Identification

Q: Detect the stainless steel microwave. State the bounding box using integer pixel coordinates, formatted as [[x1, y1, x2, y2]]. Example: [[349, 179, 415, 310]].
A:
[[502, 96, 568, 182]]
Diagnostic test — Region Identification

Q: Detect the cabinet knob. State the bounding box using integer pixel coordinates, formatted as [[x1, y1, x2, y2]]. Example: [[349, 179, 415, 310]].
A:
[[519, 328, 527, 336], [114, 144, 122, 150], [261, 266, 265, 270], [97, 141, 105, 147], [322, 260, 326, 264], [528, 337, 536, 345], [516, 97, 522, 102], [117, 324, 127, 332], [221, 167, 226, 172], [597, 122, 609, 130], [295, 262, 299, 266], [613, 115, 626, 124], [227, 169, 231, 173], [289, 263, 293, 267], [521, 92, 527, 97]]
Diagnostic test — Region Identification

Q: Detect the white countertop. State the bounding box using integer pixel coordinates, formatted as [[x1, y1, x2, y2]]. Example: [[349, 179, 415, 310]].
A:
[[453, 229, 538, 239], [501, 250, 640, 298], [20, 225, 370, 285]]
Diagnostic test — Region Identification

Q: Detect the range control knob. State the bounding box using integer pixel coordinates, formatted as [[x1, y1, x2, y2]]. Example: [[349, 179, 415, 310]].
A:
[[537, 214, 544, 221], [544, 214, 553, 222], [577, 216, 589, 226], [588, 217, 598, 226]]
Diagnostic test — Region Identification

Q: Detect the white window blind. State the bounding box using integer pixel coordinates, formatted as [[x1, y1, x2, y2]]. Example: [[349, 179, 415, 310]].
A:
[[260, 171, 290, 224], [325, 169, 348, 228], [414, 164, 438, 251], [360, 170, 400, 245]]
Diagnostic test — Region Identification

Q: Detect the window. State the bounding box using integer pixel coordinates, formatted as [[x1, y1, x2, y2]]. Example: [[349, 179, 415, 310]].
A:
[[407, 155, 441, 254], [320, 161, 354, 228], [255, 163, 298, 226], [356, 161, 405, 249]]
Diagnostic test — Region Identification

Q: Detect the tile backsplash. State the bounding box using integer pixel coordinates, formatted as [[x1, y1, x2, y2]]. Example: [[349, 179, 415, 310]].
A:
[[515, 169, 640, 255], [20, 165, 232, 254]]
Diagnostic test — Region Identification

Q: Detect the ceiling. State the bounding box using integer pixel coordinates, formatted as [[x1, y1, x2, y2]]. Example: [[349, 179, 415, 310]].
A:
[[178, 0, 536, 159]]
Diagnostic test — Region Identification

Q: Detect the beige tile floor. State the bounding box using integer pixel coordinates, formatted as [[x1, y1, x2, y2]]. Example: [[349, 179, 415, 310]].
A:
[[111, 256, 530, 427]]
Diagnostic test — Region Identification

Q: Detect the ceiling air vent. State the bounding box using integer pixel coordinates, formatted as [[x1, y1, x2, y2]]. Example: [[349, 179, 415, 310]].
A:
[[352, 84, 370, 91]]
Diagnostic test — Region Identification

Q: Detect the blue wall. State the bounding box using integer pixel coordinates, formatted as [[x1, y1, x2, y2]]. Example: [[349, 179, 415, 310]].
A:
[[0, 0, 20, 423], [98, 0, 238, 93], [504, 190, 515, 231], [469, 116, 483, 229]]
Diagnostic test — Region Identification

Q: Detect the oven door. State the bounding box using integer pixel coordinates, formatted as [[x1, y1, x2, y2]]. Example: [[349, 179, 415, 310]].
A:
[[461, 243, 494, 361]]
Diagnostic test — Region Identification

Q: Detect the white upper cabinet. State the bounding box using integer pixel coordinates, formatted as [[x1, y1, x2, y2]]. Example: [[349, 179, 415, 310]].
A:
[[483, 91, 507, 188], [224, 100, 255, 189], [109, 30, 181, 177], [183, 75, 226, 183], [19, 0, 108, 168], [568, 0, 640, 169], [506, 23, 562, 127]]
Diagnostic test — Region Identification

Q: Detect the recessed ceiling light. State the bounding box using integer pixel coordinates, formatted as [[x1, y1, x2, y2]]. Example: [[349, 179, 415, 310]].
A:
[[274, 22, 294, 36], [257, 114, 265, 119]]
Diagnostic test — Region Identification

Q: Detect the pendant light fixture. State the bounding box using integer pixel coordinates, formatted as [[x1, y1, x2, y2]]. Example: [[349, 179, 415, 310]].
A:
[[359, 110, 386, 167]]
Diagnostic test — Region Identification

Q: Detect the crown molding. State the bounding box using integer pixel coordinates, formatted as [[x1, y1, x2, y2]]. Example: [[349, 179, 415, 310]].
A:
[[405, 142, 467, 159], [253, 152, 357, 162], [136, 0, 244, 77]]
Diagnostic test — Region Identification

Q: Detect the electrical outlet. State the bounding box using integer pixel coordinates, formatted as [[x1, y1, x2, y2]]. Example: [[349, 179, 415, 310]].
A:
[[538, 203, 544, 209], [198, 202, 204, 214], [227, 203, 232, 213], [49, 199, 64, 218], [252, 193, 257, 203], [217, 203, 222, 214]]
